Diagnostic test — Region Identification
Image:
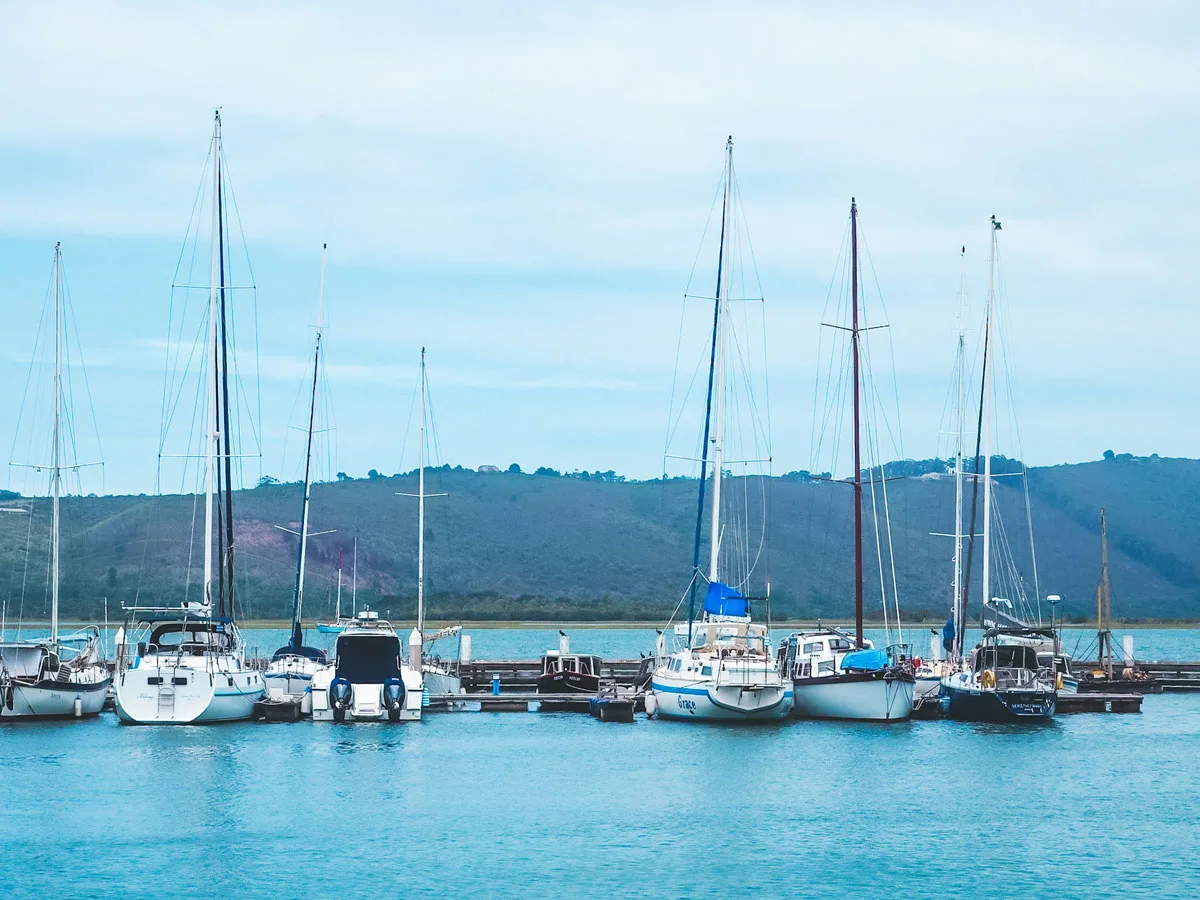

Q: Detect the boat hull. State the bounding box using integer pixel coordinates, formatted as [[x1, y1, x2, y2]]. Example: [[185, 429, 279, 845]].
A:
[[650, 677, 793, 722], [0, 676, 110, 720], [311, 670, 425, 723], [114, 666, 264, 725], [791, 671, 913, 721], [940, 682, 1056, 722], [536, 671, 600, 694]]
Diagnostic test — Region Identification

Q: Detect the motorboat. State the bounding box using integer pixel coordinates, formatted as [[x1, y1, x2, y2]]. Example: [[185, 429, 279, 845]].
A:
[[311, 611, 423, 722]]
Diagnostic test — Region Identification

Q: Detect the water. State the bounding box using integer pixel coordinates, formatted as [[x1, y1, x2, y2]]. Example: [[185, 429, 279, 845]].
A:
[[4, 628, 1200, 898]]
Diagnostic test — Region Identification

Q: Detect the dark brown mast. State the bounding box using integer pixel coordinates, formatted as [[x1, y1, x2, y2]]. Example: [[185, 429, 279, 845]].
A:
[[851, 198, 863, 648]]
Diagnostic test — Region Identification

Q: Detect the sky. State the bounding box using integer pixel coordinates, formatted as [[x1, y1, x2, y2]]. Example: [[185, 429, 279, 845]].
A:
[[1, 2, 1198, 496]]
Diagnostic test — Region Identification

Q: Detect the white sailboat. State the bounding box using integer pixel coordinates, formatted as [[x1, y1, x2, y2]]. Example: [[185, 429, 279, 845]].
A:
[[915, 250, 972, 704], [0, 243, 110, 721], [316, 544, 354, 634], [114, 111, 264, 725], [648, 137, 792, 723], [399, 349, 463, 696], [263, 244, 333, 715], [784, 199, 914, 722]]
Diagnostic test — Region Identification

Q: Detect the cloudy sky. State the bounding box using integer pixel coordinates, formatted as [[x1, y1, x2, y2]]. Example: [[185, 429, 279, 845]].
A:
[[1, 2, 1197, 495]]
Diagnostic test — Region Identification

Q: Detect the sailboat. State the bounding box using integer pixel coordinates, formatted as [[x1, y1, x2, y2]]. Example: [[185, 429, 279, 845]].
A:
[[939, 217, 1057, 721], [916, 250, 973, 704], [113, 111, 265, 725], [0, 243, 110, 720], [399, 349, 464, 697], [316, 545, 353, 633], [647, 137, 792, 723], [262, 245, 333, 715], [783, 199, 914, 722]]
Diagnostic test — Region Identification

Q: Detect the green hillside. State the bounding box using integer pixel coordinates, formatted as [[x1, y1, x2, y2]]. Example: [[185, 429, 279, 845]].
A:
[[2, 455, 1197, 624]]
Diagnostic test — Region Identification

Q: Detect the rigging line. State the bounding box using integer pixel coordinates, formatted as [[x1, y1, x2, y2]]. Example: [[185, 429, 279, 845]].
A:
[[8, 254, 56, 479], [663, 297, 704, 468], [863, 386, 890, 643], [856, 221, 904, 459]]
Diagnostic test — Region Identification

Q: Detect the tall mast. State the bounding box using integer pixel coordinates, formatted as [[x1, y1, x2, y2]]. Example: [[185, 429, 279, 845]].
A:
[[1099, 508, 1113, 677], [707, 137, 734, 587], [685, 136, 732, 644], [351, 537, 357, 615], [981, 217, 1000, 612], [417, 347, 428, 658], [951, 249, 967, 661], [216, 114, 237, 621], [851, 199, 864, 648], [50, 243, 63, 643], [335, 551, 342, 618], [288, 244, 326, 650], [203, 111, 221, 611]]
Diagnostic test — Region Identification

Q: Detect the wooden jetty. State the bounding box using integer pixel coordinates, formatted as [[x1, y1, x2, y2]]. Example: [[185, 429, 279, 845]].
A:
[[1072, 660, 1197, 692]]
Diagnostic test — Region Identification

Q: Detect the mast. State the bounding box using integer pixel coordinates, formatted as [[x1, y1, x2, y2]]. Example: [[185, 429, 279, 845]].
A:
[[288, 244, 326, 650], [981, 217, 1000, 613], [685, 136, 732, 644], [335, 550, 342, 619], [708, 137, 734, 587], [851, 199, 864, 648], [203, 111, 220, 612], [351, 537, 357, 615], [1099, 508, 1113, 678], [216, 113, 237, 621], [951, 249, 967, 662], [50, 243, 63, 644], [416, 347, 427, 668]]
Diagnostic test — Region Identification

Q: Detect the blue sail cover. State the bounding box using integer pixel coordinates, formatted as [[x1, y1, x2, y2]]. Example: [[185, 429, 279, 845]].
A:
[[704, 582, 749, 617], [943, 617, 956, 653], [840, 648, 888, 671]]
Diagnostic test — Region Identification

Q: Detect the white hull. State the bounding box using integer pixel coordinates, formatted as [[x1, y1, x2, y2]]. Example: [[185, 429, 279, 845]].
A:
[[0, 677, 109, 720], [651, 677, 793, 721], [422, 668, 462, 696], [115, 664, 263, 725], [792, 675, 913, 721], [263, 655, 323, 716], [311, 668, 425, 723]]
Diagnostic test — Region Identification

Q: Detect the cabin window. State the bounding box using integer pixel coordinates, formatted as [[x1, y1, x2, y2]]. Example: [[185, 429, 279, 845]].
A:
[[803, 642, 823, 655], [830, 639, 853, 651], [817, 661, 834, 675], [701, 666, 712, 676]]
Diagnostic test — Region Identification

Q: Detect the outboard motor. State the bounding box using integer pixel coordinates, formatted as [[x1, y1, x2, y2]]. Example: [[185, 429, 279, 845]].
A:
[[329, 677, 352, 722], [383, 677, 405, 722]]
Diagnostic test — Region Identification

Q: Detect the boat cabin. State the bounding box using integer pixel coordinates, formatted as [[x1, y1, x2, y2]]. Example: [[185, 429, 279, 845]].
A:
[[133, 618, 236, 658], [541, 652, 601, 678], [779, 630, 870, 679], [335, 632, 404, 684]]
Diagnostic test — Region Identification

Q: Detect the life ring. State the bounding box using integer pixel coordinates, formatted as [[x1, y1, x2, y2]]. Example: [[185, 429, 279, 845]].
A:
[[981, 670, 996, 689]]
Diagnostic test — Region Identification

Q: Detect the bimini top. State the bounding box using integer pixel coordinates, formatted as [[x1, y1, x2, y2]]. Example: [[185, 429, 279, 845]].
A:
[[704, 582, 749, 618], [840, 648, 888, 672]]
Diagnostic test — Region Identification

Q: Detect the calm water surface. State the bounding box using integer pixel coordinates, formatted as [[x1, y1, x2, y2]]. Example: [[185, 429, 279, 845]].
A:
[[3, 627, 1200, 898]]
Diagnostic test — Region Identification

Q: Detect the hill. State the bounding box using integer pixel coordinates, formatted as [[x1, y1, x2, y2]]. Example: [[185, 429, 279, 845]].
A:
[[2, 455, 1198, 624]]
